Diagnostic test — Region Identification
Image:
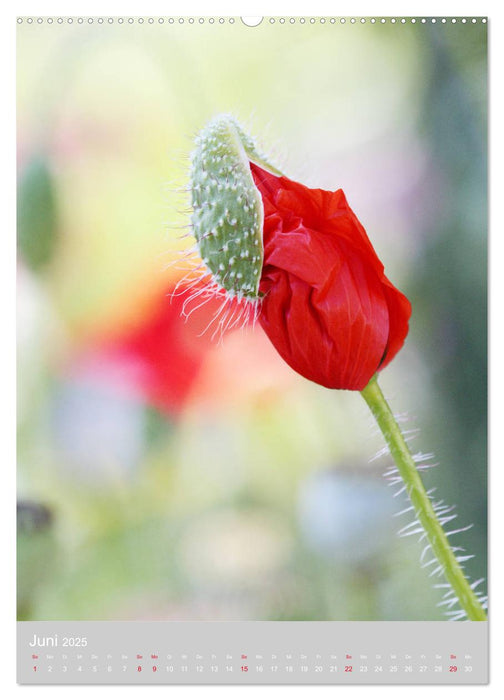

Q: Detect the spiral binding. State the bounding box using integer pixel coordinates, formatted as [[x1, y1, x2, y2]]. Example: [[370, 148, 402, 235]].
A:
[[17, 16, 488, 26]]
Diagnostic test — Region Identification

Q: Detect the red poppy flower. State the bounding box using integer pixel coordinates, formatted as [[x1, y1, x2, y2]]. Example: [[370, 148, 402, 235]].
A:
[[250, 163, 411, 391], [72, 282, 235, 416]]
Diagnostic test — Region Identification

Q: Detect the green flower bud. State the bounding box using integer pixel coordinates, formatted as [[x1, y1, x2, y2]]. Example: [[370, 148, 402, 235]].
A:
[[189, 115, 278, 301]]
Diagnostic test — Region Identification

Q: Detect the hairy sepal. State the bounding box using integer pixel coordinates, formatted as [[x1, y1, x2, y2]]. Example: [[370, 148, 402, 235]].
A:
[[190, 115, 271, 301]]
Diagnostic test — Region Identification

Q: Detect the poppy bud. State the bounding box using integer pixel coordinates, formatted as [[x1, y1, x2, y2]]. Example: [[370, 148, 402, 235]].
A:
[[190, 114, 275, 301], [189, 115, 411, 391]]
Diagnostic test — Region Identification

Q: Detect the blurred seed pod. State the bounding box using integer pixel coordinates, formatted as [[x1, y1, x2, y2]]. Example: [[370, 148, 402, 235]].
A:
[[17, 501, 57, 619], [17, 155, 59, 271], [298, 467, 397, 565]]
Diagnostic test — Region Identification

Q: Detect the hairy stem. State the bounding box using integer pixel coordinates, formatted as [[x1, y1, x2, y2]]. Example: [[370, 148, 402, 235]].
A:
[[360, 374, 487, 621]]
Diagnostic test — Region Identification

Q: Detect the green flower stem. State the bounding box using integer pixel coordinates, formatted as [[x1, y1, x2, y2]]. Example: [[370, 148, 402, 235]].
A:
[[360, 374, 487, 621]]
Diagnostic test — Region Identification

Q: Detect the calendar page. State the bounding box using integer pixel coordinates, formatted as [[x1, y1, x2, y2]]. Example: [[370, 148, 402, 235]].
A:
[[16, 13, 488, 685]]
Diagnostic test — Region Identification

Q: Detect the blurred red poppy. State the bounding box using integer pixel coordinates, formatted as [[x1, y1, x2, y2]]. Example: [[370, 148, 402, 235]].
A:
[[74, 283, 234, 416], [250, 163, 411, 391]]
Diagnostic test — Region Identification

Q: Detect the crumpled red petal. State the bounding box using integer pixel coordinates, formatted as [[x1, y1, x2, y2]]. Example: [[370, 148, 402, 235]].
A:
[[250, 163, 411, 391]]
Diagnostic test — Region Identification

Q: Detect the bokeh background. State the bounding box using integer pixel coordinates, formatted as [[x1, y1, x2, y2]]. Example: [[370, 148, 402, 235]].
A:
[[17, 17, 487, 621]]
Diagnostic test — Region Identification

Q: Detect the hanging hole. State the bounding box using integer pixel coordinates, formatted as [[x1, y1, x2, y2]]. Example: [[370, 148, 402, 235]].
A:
[[241, 16, 263, 27]]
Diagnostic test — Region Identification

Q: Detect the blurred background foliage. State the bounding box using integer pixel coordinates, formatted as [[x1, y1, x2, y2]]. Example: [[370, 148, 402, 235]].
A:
[[17, 18, 486, 621]]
